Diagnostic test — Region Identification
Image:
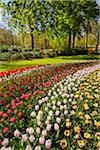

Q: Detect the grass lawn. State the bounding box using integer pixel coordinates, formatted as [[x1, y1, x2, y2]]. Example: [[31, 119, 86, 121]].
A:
[[0, 55, 99, 72]]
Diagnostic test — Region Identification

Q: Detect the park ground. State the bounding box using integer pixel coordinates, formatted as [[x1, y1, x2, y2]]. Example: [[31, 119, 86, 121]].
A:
[[0, 55, 100, 72]]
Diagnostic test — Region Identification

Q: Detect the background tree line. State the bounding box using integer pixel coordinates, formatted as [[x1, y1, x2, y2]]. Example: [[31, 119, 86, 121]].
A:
[[0, 0, 100, 53]]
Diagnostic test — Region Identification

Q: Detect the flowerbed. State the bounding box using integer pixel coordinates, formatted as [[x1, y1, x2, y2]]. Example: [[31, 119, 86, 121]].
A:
[[0, 61, 100, 150], [0, 65, 50, 82], [59, 69, 100, 150]]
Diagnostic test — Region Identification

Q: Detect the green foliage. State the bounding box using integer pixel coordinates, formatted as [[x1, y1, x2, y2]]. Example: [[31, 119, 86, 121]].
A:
[[0, 0, 99, 51]]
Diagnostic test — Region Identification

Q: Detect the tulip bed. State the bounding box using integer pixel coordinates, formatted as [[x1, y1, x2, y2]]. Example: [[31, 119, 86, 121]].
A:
[[0, 61, 100, 150]]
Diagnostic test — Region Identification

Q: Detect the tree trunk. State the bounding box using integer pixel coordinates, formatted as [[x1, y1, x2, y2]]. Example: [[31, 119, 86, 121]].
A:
[[68, 29, 72, 49], [96, 32, 99, 52], [72, 31, 75, 48], [43, 29, 47, 49], [44, 38, 47, 49], [11, 31, 14, 46], [30, 31, 34, 49], [86, 32, 88, 49], [22, 33, 25, 48]]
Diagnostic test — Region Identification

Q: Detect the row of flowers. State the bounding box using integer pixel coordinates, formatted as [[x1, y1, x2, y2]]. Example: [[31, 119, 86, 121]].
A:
[[0, 60, 99, 82], [59, 69, 100, 150], [0, 65, 50, 82], [0, 62, 100, 149]]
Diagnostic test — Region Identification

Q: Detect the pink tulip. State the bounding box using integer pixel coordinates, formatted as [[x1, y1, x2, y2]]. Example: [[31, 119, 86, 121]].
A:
[[29, 128, 34, 135], [37, 116, 41, 121], [45, 139, 52, 149], [42, 130, 47, 137], [38, 100, 42, 105], [2, 138, 9, 147], [57, 102, 61, 106], [30, 111, 36, 118], [54, 123, 59, 131], [45, 107, 48, 111], [34, 146, 41, 150], [47, 116, 51, 121], [55, 111, 60, 116], [25, 145, 32, 150], [60, 105, 63, 110], [29, 135, 35, 143], [46, 124, 52, 131], [45, 120, 50, 125], [48, 93, 51, 97], [35, 105, 39, 111], [52, 105, 56, 110], [14, 130, 20, 138], [39, 137, 45, 144], [37, 120, 41, 126], [36, 127, 40, 134], [47, 103, 50, 107], [26, 128, 30, 133], [64, 110, 68, 115], [48, 111, 53, 116], [22, 134, 27, 142], [56, 117, 61, 124]]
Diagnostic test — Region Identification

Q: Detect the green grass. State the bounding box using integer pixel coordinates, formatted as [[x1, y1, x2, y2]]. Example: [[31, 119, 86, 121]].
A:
[[0, 55, 99, 72]]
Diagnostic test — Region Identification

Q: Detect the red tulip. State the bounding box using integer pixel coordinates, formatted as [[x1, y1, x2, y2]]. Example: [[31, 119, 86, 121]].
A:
[[7, 109, 12, 114], [10, 117, 16, 123], [18, 112, 22, 118], [14, 110, 18, 114], [3, 113, 8, 118], [1, 99, 6, 104], [0, 111, 4, 117], [3, 128, 9, 134], [0, 139, 2, 145], [12, 105, 16, 110], [6, 104, 10, 108]]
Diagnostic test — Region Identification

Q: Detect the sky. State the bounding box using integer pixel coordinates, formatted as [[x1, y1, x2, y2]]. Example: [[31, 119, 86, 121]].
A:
[[0, 0, 100, 28]]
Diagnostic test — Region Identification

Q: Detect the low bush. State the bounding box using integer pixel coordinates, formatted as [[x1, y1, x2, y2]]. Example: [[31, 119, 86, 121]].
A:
[[0, 52, 10, 61]]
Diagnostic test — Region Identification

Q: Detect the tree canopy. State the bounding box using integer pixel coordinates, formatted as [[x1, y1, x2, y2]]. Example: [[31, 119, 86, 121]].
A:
[[1, 0, 100, 50]]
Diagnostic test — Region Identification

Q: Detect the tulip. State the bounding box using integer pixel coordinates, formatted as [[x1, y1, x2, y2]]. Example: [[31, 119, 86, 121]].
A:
[[37, 120, 41, 126], [55, 111, 60, 116], [25, 145, 32, 150], [35, 105, 39, 111], [2, 138, 9, 147], [64, 110, 68, 115], [45, 107, 48, 111], [22, 134, 27, 142], [45, 139, 52, 149], [56, 117, 61, 124], [30, 111, 36, 118], [36, 127, 40, 134], [7, 109, 12, 114], [18, 112, 22, 118], [34, 146, 41, 150], [39, 137, 45, 144], [3, 128, 9, 134], [57, 101, 61, 106], [48, 110, 53, 116], [29, 135, 35, 143], [26, 128, 30, 133], [42, 130, 47, 137], [60, 105, 64, 110], [14, 129, 20, 138], [29, 128, 34, 135], [46, 124, 52, 131], [54, 123, 59, 131], [10, 117, 16, 123], [52, 105, 56, 110]]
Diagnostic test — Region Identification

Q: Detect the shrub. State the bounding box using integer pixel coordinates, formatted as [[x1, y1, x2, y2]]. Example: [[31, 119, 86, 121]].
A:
[[0, 52, 10, 61], [33, 51, 42, 58]]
